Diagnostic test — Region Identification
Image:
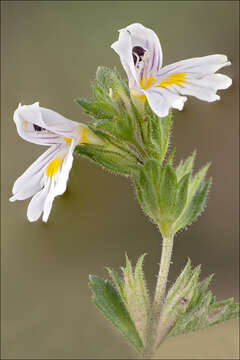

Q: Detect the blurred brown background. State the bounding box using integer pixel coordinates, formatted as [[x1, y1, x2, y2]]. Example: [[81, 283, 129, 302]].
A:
[[1, 1, 239, 359]]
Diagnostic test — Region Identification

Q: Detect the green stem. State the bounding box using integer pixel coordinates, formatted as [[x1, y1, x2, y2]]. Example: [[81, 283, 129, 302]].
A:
[[153, 232, 174, 316], [142, 230, 174, 359]]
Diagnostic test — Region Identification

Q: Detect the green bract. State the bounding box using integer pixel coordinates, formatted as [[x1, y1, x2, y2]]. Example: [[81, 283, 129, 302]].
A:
[[134, 157, 211, 237], [144, 103, 172, 162]]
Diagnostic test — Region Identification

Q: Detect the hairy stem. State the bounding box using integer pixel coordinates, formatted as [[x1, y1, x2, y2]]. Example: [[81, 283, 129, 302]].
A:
[[142, 231, 174, 359], [153, 232, 174, 316]]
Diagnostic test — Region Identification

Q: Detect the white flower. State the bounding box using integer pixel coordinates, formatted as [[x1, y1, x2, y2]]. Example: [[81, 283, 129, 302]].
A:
[[111, 23, 232, 117], [10, 102, 100, 222]]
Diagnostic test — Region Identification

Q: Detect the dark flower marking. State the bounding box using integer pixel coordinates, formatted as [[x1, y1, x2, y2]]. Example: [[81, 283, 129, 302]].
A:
[[132, 46, 146, 65], [33, 124, 46, 132]]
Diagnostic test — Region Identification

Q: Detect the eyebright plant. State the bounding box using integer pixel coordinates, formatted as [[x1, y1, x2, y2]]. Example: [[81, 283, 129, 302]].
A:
[[10, 23, 239, 358]]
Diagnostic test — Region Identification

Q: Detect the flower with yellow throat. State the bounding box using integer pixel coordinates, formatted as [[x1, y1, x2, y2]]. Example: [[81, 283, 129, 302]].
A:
[[111, 23, 232, 117], [10, 102, 101, 222]]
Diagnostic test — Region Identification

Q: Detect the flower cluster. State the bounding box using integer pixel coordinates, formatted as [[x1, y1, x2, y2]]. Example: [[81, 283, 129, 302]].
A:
[[10, 23, 231, 222]]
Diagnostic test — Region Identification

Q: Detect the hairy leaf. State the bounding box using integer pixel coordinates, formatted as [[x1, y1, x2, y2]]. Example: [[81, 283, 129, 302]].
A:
[[121, 255, 150, 345], [75, 98, 119, 120], [174, 173, 190, 220], [158, 165, 177, 219], [138, 169, 159, 221], [89, 275, 143, 352], [133, 176, 155, 221], [75, 144, 140, 176], [156, 262, 201, 347], [96, 66, 129, 97], [107, 268, 126, 303], [157, 260, 239, 346], [167, 147, 176, 166], [189, 163, 211, 200], [174, 178, 212, 232], [168, 294, 239, 337], [176, 151, 196, 181], [144, 103, 172, 162]]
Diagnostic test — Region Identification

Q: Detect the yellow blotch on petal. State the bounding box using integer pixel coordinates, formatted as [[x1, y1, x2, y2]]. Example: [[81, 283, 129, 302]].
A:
[[132, 76, 156, 103], [139, 76, 156, 90], [65, 137, 72, 145], [23, 121, 28, 127], [80, 127, 91, 144], [157, 73, 187, 88], [45, 157, 61, 178], [132, 73, 187, 103]]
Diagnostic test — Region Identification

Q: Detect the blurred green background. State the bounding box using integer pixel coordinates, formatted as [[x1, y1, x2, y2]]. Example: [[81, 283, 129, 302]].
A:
[[1, 1, 239, 359]]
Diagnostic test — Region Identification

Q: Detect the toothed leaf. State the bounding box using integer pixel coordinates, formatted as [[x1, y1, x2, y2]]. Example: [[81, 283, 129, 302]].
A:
[[138, 168, 159, 220], [168, 297, 239, 337], [176, 151, 196, 181], [115, 112, 136, 142], [144, 103, 172, 162], [107, 268, 126, 303], [189, 163, 210, 199], [158, 165, 177, 219], [167, 147, 176, 166], [133, 175, 154, 220], [156, 262, 201, 347], [122, 255, 150, 345], [75, 98, 118, 120], [174, 173, 190, 220], [96, 66, 129, 97], [75, 143, 140, 176], [174, 178, 212, 232], [89, 275, 143, 352]]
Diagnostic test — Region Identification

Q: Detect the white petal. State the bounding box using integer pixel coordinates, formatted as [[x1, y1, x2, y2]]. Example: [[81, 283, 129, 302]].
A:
[[111, 29, 139, 89], [42, 141, 76, 221], [42, 180, 56, 222], [53, 140, 75, 196], [180, 74, 232, 102], [124, 23, 163, 74], [111, 23, 163, 88], [40, 107, 80, 138], [14, 103, 63, 146], [157, 54, 231, 79], [27, 181, 51, 222], [10, 144, 61, 201], [14, 102, 80, 146], [149, 55, 232, 110], [41, 141, 76, 221], [144, 87, 187, 118], [164, 73, 231, 103], [178, 81, 220, 102]]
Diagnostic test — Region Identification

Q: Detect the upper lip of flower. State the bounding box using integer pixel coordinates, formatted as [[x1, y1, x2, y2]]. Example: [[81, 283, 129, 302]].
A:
[[111, 23, 232, 118], [14, 102, 81, 146]]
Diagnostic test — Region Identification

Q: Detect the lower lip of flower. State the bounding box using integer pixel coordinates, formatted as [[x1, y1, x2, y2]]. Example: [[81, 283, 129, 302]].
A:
[[45, 157, 62, 178], [131, 73, 188, 103]]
